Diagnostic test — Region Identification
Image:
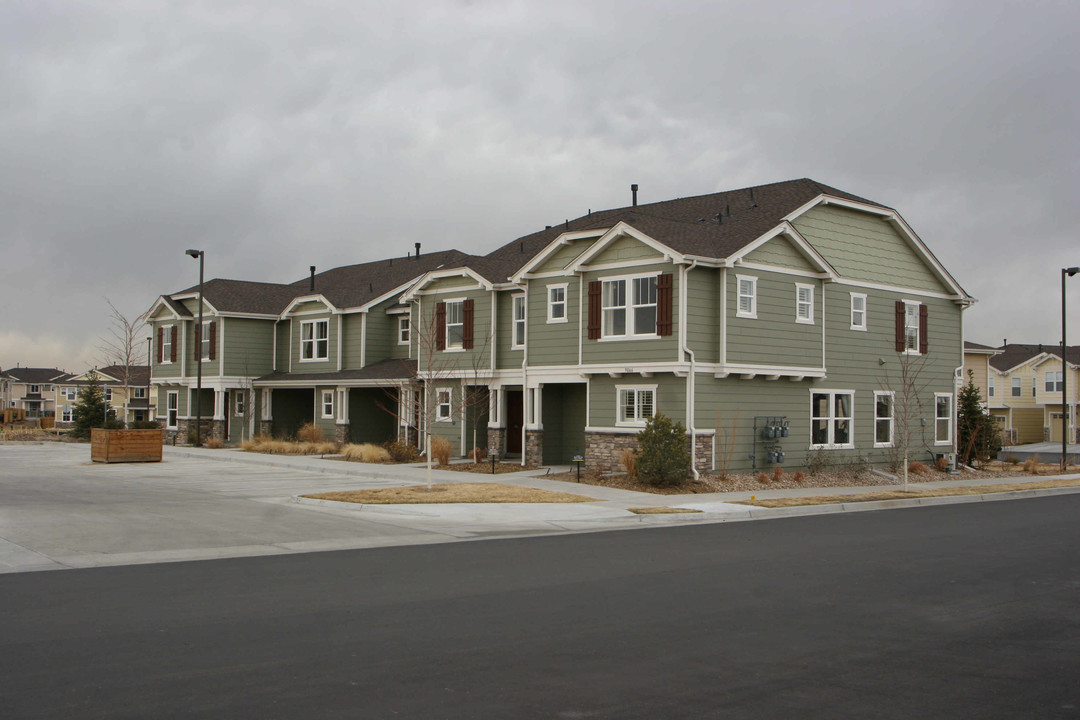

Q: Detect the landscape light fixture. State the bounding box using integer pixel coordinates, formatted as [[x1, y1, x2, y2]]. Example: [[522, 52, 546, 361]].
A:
[[1062, 267, 1079, 472], [187, 249, 205, 447]]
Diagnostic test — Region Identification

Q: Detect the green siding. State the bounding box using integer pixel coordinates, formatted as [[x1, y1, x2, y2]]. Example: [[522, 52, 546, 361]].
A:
[[726, 271, 823, 367], [533, 239, 592, 273], [495, 291, 523, 370], [588, 374, 686, 428], [526, 278, 580, 366], [274, 322, 289, 371], [685, 267, 719, 363], [149, 320, 182, 379], [222, 318, 275, 377], [427, 384, 463, 455], [342, 313, 365, 368], [581, 261, 680, 366], [743, 236, 818, 271], [289, 313, 339, 372], [416, 288, 493, 371], [541, 383, 586, 463], [792, 205, 951, 293], [587, 234, 664, 265], [313, 386, 337, 438]]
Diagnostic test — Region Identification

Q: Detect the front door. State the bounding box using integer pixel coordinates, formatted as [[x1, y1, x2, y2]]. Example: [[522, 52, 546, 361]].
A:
[[506, 389, 523, 454]]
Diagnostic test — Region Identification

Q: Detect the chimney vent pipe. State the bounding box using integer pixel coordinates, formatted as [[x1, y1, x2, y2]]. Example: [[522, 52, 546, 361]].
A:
[[414, 242, 421, 259], [631, 184, 638, 207], [309, 266, 316, 292]]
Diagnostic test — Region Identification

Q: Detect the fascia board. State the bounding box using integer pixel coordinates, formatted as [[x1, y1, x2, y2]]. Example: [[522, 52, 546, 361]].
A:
[[566, 222, 683, 273], [400, 267, 493, 302], [727, 222, 839, 279], [148, 296, 186, 320], [171, 293, 221, 315], [355, 279, 428, 313], [281, 294, 337, 317], [510, 229, 607, 282]]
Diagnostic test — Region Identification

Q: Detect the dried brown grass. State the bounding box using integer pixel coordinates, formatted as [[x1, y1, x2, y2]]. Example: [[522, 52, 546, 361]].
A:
[[241, 436, 339, 455], [1023, 455, 1040, 474], [341, 443, 391, 463], [296, 423, 324, 443], [620, 448, 638, 479], [430, 435, 452, 466], [304, 483, 595, 504], [737, 478, 1080, 508], [908, 462, 930, 475], [203, 437, 226, 449], [627, 506, 703, 515]]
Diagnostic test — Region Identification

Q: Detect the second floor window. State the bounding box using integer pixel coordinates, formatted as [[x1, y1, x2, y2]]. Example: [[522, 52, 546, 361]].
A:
[[445, 301, 464, 348], [512, 295, 526, 348], [988, 377, 995, 397], [29, 385, 40, 394], [737, 276, 757, 318], [795, 284, 814, 324], [1011, 377, 1021, 397], [161, 326, 173, 363], [602, 275, 657, 337], [200, 322, 212, 360], [301, 320, 329, 360], [398, 316, 410, 345], [850, 293, 867, 330], [548, 284, 567, 323], [1046, 371, 1063, 392], [904, 302, 920, 353], [133, 387, 146, 399]]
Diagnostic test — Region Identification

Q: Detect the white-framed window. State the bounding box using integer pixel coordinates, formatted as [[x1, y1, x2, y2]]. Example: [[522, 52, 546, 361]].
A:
[[1045, 370, 1064, 393], [29, 385, 40, 394], [133, 387, 147, 399], [62, 405, 73, 423], [445, 300, 464, 349], [321, 390, 334, 419], [904, 301, 921, 354], [161, 325, 174, 363], [810, 390, 854, 449], [200, 321, 212, 360], [935, 393, 953, 445], [301, 319, 329, 360], [736, 275, 757, 318], [874, 391, 894, 447], [105, 387, 113, 402], [234, 392, 245, 417], [547, 284, 568, 323], [1011, 377, 1021, 397], [850, 293, 867, 331], [795, 283, 814, 324], [617, 385, 656, 427], [436, 388, 452, 421], [602, 274, 658, 338], [62, 387, 78, 401], [398, 316, 410, 345], [1032, 377, 1037, 397], [988, 376, 995, 397], [167, 391, 178, 429], [512, 295, 526, 348]]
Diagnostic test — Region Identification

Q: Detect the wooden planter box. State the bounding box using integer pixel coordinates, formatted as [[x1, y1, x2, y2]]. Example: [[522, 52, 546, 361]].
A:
[[91, 428, 163, 463]]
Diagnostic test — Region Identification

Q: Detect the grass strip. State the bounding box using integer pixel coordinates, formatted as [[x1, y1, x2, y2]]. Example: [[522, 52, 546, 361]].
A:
[[304, 482, 596, 505], [735, 478, 1080, 508]]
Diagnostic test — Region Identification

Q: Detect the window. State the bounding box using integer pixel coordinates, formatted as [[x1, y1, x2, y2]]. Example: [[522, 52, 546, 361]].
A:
[[935, 393, 952, 444], [512, 295, 526, 348], [62, 406, 73, 423], [62, 387, 78, 401], [161, 325, 173, 363], [850, 293, 867, 330], [988, 377, 995, 397], [167, 391, 178, 428], [436, 388, 452, 421], [321, 390, 334, 419], [811, 391, 854, 448], [795, 284, 814, 324], [200, 322, 212, 360], [1032, 377, 1037, 397], [1011, 377, 1021, 397], [736, 275, 757, 318], [874, 392, 894, 447], [547, 284, 568, 323], [904, 302, 920, 353], [133, 387, 146, 399], [445, 300, 464, 349], [29, 385, 40, 394], [602, 275, 657, 338], [235, 392, 245, 417], [1045, 370, 1064, 392], [105, 388, 113, 402], [398, 316, 410, 345], [617, 386, 655, 427], [301, 320, 329, 360]]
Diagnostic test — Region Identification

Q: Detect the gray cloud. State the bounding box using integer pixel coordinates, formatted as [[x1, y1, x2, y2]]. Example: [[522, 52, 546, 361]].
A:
[[1, 0, 1077, 370]]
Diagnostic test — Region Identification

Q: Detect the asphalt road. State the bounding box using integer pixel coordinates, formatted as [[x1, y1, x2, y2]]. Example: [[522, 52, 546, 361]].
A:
[[2, 495, 1078, 719]]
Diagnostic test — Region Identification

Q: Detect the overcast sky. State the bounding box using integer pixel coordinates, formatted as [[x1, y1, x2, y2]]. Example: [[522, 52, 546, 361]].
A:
[[2, 0, 1077, 372]]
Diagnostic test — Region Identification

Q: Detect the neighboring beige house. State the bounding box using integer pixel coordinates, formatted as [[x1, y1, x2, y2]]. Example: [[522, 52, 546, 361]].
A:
[[0, 367, 73, 421], [57, 366, 155, 426], [971, 343, 1080, 445], [962, 341, 999, 403]]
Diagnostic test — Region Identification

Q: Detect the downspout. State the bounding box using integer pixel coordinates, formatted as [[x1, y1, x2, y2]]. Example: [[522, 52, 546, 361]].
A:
[[521, 284, 529, 466], [681, 259, 699, 480]]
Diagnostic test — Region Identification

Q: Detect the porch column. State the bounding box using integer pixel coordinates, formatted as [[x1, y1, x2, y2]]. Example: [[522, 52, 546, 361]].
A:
[[335, 387, 350, 445], [213, 390, 225, 420]]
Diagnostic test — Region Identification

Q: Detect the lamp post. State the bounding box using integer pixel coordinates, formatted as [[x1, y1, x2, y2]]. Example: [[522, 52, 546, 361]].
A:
[[186, 249, 205, 447], [1062, 267, 1079, 473]]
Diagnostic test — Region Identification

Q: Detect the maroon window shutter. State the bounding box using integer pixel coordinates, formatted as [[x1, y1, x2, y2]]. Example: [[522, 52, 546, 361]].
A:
[[919, 305, 929, 355], [194, 325, 201, 361], [170, 326, 177, 362], [435, 302, 447, 351], [588, 281, 602, 340], [657, 274, 673, 336], [157, 327, 164, 363], [209, 321, 217, 360], [894, 301, 905, 352], [463, 299, 474, 350]]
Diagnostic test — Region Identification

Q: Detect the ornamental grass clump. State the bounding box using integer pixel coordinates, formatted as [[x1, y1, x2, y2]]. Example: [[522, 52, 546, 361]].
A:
[[297, 422, 324, 443], [430, 435, 452, 466], [341, 443, 391, 463], [634, 413, 690, 487]]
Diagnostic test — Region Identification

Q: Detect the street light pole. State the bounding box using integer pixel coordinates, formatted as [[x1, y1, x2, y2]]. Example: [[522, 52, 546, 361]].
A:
[[187, 249, 205, 447], [1063, 268, 1079, 472]]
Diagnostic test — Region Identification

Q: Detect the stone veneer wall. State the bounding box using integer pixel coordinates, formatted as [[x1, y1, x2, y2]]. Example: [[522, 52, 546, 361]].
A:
[[585, 431, 713, 474], [259, 420, 273, 437], [171, 418, 225, 444], [524, 430, 543, 466], [334, 423, 350, 444]]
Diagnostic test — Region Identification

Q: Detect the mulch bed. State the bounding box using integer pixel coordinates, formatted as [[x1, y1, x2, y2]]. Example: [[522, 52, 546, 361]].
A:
[[437, 462, 543, 475]]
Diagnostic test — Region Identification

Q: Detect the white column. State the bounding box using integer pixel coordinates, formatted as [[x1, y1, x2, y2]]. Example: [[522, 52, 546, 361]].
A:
[[213, 390, 225, 420]]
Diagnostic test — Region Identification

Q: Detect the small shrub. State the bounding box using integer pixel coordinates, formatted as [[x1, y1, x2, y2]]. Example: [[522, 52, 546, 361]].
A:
[[1023, 456, 1040, 475], [756, 472, 770, 484], [1004, 455, 1020, 465], [186, 428, 198, 446], [935, 456, 949, 472], [297, 423, 324, 443], [130, 420, 161, 430], [792, 470, 806, 484], [908, 462, 930, 475], [620, 448, 638, 479], [806, 448, 831, 476], [468, 446, 488, 463], [771, 466, 785, 483], [384, 441, 421, 463], [342, 443, 391, 463], [430, 435, 452, 466], [843, 454, 870, 473], [634, 413, 690, 486], [204, 437, 225, 449]]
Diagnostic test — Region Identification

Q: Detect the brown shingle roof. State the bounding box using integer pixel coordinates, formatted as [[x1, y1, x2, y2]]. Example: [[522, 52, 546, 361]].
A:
[[173, 279, 299, 315], [2, 367, 72, 383], [255, 358, 417, 384], [989, 344, 1080, 372]]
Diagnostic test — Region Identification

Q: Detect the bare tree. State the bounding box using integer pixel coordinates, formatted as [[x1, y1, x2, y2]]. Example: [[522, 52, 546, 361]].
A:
[[880, 352, 933, 489], [98, 298, 149, 425]]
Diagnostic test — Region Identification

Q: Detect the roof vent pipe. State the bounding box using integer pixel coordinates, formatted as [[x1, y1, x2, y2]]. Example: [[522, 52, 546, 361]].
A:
[[414, 242, 421, 259], [309, 266, 316, 292], [631, 184, 638, 207]]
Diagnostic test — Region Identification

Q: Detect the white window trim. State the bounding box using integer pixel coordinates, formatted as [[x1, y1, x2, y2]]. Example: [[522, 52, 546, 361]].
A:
[[132, 387, 147, 399], [988, 376, 995, 397], [321, 390, 334, 419], [29, 385, 40, 394], [600, 273, 660, 340], [436, 387, 453, 422], [736, 275, 757, 319], [166, 391, 179, 429], [511, 294, 526, 349], [300, 319, 330, 362], [547, 283, 569, 324], [444, 298, 465, 351], [850, 293, 867, 331], [935, 392, 953, 446], [398, 316, 410, 346], [903, 300, 921, 355], [1011, 377, 1021, 397], [234, 391, 245, 417], [161, 324, 174, 364], [616, 384, 657, 428], [795, 283, 814, 325], [874, 391, 894, 448], [809, 389, 855, 450], [200, 320, 213, 362]]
